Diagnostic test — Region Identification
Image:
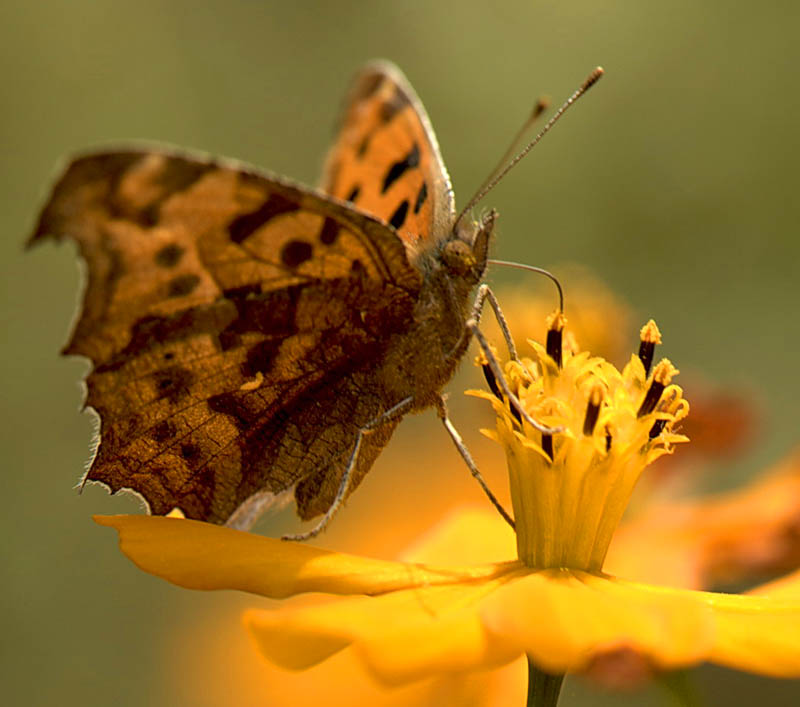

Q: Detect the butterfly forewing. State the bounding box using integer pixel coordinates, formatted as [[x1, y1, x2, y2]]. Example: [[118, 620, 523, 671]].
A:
[[321, 61, 455, 245], [30, 149, 422, 524]]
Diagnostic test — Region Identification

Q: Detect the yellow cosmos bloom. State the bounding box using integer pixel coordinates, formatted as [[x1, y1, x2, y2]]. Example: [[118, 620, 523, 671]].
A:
[[96, 315, 800, 702]]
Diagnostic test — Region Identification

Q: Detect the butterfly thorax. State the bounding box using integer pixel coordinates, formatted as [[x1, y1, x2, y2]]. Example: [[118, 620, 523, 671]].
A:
[[377, 213, 494, 412]]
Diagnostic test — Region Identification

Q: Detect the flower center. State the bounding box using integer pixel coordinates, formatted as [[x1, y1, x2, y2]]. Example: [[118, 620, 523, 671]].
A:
[[476, 315, 689, 572]]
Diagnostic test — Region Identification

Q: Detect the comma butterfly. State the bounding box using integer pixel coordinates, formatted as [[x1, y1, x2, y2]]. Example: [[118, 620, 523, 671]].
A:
[[29, 61, 601, 537]]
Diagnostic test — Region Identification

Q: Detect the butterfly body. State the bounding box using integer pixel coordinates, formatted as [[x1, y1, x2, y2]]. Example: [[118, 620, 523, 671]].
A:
[[30, 62, 495, 529], [294, 215, 493, 521]]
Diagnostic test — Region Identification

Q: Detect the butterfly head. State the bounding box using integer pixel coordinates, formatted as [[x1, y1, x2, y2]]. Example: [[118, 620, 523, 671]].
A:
[[441, 208, 496, 284]]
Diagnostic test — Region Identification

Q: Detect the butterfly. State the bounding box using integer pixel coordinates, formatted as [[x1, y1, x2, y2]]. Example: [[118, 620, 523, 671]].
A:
[[28, 60, 504, 536], [30, 60, 601, 537]]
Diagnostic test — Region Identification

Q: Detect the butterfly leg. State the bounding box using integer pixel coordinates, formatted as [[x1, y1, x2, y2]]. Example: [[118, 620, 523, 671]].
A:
[[436, 395, 515, 529], [467, 319, 562, 435], [469, 284, 519, 361], [282, 396, 416, 542], [444, 284, 518, 365]]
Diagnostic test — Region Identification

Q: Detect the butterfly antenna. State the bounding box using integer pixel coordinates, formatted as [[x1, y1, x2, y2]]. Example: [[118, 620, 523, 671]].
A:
[[487, 260, 564, 313], [455, 67, 604, 230], [465, 96, 550, 215]]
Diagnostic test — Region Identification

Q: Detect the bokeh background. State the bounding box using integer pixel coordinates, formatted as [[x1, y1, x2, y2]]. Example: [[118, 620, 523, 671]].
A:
[[3, 1, 799, 705]]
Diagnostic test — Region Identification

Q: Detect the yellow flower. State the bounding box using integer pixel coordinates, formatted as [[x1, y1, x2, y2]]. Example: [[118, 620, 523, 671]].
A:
[[96, 315, 800, 694], [476, 315, 688, 572]]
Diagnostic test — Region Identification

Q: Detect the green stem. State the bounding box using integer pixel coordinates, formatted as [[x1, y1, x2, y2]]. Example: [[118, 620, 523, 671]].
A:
[[526, 656, 565, 707], [658, 669, 704, 707]]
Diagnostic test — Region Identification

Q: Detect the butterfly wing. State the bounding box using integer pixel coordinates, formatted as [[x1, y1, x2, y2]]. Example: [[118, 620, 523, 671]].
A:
[[30, 148, 422, 526], [320, 60, 455, 246]]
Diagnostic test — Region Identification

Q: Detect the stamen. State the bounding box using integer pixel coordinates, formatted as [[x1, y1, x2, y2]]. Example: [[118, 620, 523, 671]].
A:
[[583, 385, 603, 436], [482, 314, 688, 573], [545, 311, 566, 368], [637, 359, 678, 418], [650, 389, 687, 439], [542, 433, 554, 461], [637, 320, 662, 377], [482, 363, 503, 401], [476, 348, 504, 401]]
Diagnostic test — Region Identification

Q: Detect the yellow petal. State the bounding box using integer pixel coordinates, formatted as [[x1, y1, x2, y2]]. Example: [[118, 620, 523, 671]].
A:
[[483, 571, 800, 678], [95, 515, 513, 598], [705, 589, 800, 676], [481, 571, 714, 674], [245, 574, 525, 684]]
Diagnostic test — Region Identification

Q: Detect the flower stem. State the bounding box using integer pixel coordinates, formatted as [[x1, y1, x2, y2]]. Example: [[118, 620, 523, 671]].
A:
[[526, 656, 564, 707], [658, 669, 704, 707]]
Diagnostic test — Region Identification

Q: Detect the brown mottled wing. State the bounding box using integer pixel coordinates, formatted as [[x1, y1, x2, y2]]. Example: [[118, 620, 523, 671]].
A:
[[30, 149, 422, 526], [320, 60, 455, 246]]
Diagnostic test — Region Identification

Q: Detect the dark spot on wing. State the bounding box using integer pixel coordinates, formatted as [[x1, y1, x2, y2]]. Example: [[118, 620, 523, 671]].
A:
[[151, 419, 177, 443], [389, 200, 410, 230], [356, 73, 384, 100], [281, 239, 313, 267], [129, 159, 213, 227], [413, 182, 428, 214], [242, 339, 283, 378], [152, 367, 194, 403], [154, 243, 184, 268], [29, 153, 140, 245], [180, 442, 202, 469], [136, 204, 161, 228], [207, 391, 251, 431], [218, 284, 302, 357], [94, 303, 236, 373], [217, 330, 241, 351], [228, 193, 299, 244], [222, 283, 262, 300], [346, 185, 361, 202], [351, 259, 365, 276], [153, 160, 213, 200], [167, 274, 200, 298], [382, 143, 420, 194], [380, 86, 410, 123], [357, 135, 370, 158], [319, 217, 340, 245]]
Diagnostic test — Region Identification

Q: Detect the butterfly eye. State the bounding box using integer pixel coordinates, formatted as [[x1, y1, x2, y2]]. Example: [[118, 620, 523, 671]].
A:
[[441, 240, 477, 276]]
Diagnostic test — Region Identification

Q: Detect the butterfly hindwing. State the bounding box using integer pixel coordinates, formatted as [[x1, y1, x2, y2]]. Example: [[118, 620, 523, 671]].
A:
[[30, 149, 422, 525], [321, 60, 455, 246]]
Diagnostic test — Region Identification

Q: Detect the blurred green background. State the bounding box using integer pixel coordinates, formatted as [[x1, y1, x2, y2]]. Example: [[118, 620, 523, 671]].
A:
[[2, 0, 799, 705]]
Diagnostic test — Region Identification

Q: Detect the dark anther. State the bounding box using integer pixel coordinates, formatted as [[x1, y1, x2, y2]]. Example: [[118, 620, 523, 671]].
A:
[[605, 430, 612, 453], [649, 419, 667, 439], [542, 433, 554, 461], [638, 320, 662, 377], [583, 387, 602, 436], [482, 363, 503, 401], [637, 380, 665, 418], [638, 339, 655, 377], [546, 327, 562, 369]]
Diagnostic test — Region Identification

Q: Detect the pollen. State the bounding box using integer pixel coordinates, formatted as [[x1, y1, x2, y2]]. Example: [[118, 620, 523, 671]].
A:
[[638, 319, 662, 376]]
